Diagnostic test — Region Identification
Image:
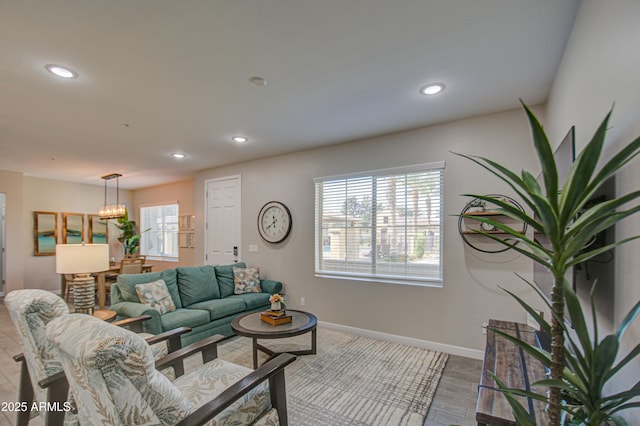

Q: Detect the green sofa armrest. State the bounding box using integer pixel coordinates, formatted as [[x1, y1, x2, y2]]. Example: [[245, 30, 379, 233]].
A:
[[110, 302, 163, 335], [260, 279, 282, 295]]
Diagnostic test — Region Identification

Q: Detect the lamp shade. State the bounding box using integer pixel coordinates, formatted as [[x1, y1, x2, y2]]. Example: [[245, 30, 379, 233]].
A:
[[55, 244, 109, 274]]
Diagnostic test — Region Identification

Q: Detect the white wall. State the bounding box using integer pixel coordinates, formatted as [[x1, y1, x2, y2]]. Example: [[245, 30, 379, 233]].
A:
[[196, 107, 544, 355], [0, 170, 24, 294], [545, 0, 640, 422]]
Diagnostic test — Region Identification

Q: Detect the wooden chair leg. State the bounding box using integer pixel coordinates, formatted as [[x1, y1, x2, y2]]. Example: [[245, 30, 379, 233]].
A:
[[44, 378, 69, 426], [269, 369, 289, 426], [15, 356, 33, 426]]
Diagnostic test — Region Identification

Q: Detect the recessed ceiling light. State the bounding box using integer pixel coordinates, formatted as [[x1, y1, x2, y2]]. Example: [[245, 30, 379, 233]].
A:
[[420, 83, 445, 95], [249, 76, 267, 87], [171, 153, 186, 159], [45, 64, 78, 79], [232, 136, 248, 143]]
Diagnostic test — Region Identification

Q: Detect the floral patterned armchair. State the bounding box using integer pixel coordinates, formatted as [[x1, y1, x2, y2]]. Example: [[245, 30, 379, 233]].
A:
[[5, 289, 72, 426], [46, 313, 296, 425], [5, 289, 191, 426]]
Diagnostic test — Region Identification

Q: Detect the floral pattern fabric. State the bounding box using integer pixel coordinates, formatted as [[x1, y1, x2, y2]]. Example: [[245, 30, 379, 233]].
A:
[[5, 289, 78, 425], [135, 279, 177, 314], [46, 314, 275, 425], [233, 267, 262, 294]]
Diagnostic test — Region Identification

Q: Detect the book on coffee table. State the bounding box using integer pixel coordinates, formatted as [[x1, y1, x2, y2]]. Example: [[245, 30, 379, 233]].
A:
[[261, 312, 293, 325]]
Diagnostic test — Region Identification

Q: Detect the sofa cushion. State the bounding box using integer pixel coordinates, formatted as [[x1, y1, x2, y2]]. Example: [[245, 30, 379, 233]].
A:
[[160, 308, 210, 331], [135, 279, 176, 315], [228, 293, 270, 311], [117, 269, 182, 309], [187, 298, 247, 321], [215, 262, 246, 298], [177, 265, 220, 306], [233, 267, 261, 294]]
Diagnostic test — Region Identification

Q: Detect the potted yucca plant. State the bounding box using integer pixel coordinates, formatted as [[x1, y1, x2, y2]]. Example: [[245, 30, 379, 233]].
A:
[[456, 102, 640, 425]]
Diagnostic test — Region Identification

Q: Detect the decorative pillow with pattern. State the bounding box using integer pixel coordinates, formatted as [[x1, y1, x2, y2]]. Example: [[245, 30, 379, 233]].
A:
[[233, 267, 261, 294], [135, 279, 177, 314]]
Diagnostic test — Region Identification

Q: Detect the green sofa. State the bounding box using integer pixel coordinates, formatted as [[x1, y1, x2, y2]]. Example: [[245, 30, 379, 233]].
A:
[[109, 262, 282, 346]]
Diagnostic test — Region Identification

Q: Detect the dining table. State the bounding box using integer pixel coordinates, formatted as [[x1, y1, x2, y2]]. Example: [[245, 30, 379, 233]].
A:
[[60, 263, 154, 310]]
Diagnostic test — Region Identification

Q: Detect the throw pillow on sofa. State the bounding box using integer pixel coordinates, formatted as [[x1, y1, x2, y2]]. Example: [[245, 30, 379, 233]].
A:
[[135, 279, 176, 314], [233, 267, 261, 294]]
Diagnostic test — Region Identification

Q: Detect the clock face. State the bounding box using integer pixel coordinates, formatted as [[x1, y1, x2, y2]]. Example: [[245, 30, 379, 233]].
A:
[[258, 201, 292, 243]]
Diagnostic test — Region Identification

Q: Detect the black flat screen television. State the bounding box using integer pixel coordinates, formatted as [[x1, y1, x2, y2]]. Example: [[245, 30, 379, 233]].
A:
[[532, 126, 615, 333], [533, 126, 575, 305]]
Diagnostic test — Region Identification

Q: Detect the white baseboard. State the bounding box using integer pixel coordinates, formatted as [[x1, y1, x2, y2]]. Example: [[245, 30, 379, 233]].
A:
[[319, 320, 484, 360]]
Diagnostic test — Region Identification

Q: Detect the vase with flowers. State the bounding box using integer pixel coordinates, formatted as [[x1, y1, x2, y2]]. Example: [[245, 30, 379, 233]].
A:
[[269, 293, 285, 311]]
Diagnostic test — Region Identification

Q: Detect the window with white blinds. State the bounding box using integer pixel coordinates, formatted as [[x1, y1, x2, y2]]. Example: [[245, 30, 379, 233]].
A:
[[140, 202, 179, 261], [314, 162, 444, 286]]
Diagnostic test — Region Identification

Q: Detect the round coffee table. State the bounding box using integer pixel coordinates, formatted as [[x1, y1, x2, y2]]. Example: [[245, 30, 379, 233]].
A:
[[231, 309, 317, 369]]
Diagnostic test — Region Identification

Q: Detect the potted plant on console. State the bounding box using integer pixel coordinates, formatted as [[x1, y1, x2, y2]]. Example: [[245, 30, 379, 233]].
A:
[[456, 102, 640, 425]]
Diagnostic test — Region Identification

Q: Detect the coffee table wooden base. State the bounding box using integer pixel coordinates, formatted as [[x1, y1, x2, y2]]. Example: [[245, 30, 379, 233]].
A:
[[232, 309, 318, 369], [253, 328, 317, 369]]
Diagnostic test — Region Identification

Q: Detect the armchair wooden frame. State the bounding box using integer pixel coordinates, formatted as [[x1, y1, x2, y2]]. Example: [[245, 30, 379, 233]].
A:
[[154, 334, 297, 426]]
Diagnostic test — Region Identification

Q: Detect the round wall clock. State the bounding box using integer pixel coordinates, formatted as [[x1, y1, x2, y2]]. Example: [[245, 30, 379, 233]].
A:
[[257, 201, 292, 243]]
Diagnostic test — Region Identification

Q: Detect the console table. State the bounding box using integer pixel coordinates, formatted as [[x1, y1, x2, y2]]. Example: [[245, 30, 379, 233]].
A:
[[476, 319, 548, 425]]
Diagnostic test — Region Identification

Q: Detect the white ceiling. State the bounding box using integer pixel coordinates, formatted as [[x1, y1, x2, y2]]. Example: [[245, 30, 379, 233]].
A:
[[0, 0, 581, 189]]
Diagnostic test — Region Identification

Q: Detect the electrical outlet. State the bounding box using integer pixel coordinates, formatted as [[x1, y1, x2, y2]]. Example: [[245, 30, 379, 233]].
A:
[[300, 297, 305, 306], [249, 244, 258, 253]]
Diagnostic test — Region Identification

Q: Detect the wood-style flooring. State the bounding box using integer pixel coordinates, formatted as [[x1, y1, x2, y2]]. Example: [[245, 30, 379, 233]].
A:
[[0, 300, 482, 426]]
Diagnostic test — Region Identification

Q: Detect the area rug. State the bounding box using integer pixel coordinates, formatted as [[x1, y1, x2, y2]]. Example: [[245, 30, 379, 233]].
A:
[[215, 327, 449, 426]]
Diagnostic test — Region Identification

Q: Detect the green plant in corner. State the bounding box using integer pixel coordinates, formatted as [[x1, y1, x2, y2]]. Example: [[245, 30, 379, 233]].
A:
[[114, 208, 150, 256], [455, 101, 640, 425]]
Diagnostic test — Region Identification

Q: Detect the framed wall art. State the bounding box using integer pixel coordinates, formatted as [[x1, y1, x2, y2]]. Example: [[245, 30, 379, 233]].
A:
[[33, 211, 58, 256], [179, 215, 189, 231], [63, 213, 85, 244], [88, 214, 108, 244], [179, 232, 188, 248]]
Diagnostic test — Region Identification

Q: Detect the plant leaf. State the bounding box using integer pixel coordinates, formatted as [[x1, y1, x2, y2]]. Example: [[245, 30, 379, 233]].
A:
[[559, 110, 610, 224], [491, 373, 538, 426], [616, 299, 640, 340]]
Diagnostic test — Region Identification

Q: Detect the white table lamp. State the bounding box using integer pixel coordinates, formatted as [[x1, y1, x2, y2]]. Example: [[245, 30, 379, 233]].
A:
[[56, 243, 109, 314]]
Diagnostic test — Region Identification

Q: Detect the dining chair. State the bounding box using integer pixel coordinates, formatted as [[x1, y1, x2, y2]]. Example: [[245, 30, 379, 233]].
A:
[[62, 274, 76, 301], [119, 256, 144, 274], [104, 257, 145, 302]]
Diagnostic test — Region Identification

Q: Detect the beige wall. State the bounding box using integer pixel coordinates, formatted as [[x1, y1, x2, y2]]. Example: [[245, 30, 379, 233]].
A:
[[196, 107, 545, 356], [132, 178, 195, 270], [545, 1, 640, 422], [21, 177, 133, 293], [0, 175, 195, 295]]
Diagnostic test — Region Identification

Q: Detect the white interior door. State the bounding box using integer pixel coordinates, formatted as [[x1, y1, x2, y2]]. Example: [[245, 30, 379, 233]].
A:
[[205, 176, 241, 265]]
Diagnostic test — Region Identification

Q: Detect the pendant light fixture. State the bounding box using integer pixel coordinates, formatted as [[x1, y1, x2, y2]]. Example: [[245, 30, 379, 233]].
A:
[[98, 173, 126, 219]]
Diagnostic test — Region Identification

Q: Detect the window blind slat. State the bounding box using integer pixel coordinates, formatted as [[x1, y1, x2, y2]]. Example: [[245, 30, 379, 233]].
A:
[[140, 203, 179, 260], [315, 164, 444, 286]]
